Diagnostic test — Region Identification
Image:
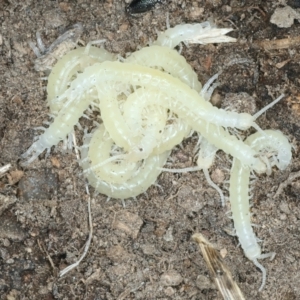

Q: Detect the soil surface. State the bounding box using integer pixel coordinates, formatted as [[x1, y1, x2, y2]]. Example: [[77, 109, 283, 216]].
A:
[[1, 1, 300, 299]]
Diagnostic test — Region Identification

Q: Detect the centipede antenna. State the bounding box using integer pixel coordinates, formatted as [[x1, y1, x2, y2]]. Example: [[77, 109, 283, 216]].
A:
[[153, 182, 164, 192], [251, 122, 267, 136], [252, 258, 267, 292], [200, 73, 219, 101], [259, 252, 276, 260], [253, 94, 285, 121]]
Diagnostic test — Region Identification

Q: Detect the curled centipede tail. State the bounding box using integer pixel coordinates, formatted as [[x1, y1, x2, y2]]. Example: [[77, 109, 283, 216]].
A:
[[252, 251, 275, 292], [252, 258, 267, 292]]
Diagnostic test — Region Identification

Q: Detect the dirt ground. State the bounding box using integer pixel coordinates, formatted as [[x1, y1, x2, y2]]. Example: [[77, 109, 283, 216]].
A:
[[1, 0, 300, 299]]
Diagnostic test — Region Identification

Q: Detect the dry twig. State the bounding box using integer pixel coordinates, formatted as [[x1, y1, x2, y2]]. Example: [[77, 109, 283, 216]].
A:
[[253, 36, 300, 50]]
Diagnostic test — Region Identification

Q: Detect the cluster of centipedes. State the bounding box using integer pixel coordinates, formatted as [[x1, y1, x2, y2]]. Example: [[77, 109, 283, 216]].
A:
[[23, 21, 292, 291]]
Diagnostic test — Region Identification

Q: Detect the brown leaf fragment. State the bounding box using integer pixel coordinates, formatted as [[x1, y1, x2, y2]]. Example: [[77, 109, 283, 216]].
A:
[[50, 156, 61, 168]]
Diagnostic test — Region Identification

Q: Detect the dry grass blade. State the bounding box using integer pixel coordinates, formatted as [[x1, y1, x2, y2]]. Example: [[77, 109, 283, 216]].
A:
[[192, 233, 245, 300]]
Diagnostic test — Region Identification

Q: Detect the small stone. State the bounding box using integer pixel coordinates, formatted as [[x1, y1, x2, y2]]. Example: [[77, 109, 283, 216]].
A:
[[112, 211, 143, 239], [177, 186, 204, 213], [279, 202, 290, 214], [164, 286, 175, 296], [220, 248, 227, 258], [161, 270, 183, 286], [18, 169, 58, 201], [43, 10, 65, 28], [6, 289, 20, 300], [211, 169, 225, 184], [0, 194, 17, 216], [11, 95, 23, 105], [106, 264, 130, 281], [0, 247, 9, 260], [270, 6, 300, 28], [222, 92, 257, 115], [0, 278, 9, 293], [6, 258, 14, 264], [163, 226, 173, 242], [280, 213, 287, 220], [0, 214, 26, 241], [154, 221, 167, 237], [141, 243, 157, 256], [190, 7, 204, 19], [119, 23, 129, 32], [195, 275, 215, 290], [38, 286, 49, 295], [106, 244, 132, 262], [59, 2, 72, 12], [3, 238, 10, 247]]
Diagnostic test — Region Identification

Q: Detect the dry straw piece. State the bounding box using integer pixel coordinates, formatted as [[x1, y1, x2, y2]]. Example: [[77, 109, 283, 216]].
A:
[[192, 233, 245, 300]]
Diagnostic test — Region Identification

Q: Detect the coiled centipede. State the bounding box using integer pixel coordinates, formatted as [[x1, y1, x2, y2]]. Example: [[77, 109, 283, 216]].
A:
[[23, 21, 292, 291]]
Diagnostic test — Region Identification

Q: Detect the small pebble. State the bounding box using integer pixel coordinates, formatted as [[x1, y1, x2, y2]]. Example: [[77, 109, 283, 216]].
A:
[[161, 270, 183, 286]]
